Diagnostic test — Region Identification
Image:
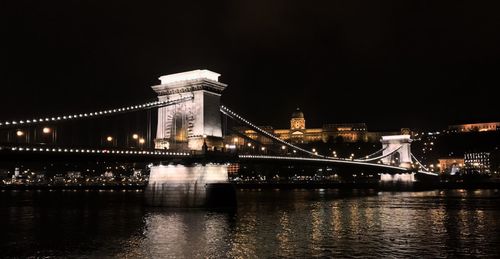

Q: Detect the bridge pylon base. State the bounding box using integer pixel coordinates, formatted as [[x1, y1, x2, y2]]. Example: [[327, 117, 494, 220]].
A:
[[145, 164, 236, 207]]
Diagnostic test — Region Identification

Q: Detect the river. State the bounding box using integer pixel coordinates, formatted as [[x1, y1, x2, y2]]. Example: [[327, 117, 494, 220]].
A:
[[1, 189, 500, 258]]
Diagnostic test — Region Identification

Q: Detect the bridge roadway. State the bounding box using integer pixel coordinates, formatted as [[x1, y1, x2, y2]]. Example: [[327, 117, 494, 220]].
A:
[[0, 145, 437, 176], [238, 155, 438, 176], [0, 145, 192, 164]]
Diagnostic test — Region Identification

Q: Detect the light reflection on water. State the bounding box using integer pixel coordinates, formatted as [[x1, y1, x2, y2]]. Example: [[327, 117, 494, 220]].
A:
[[1, 189, 500, 257]]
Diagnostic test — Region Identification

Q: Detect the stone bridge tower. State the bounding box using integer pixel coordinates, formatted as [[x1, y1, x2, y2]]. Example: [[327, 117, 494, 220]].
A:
[[380, 135, 412, 168], [152, 69, 227, 151]]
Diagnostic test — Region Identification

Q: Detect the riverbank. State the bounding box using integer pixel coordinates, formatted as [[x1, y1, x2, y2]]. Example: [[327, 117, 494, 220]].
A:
[[0, 184, 146, 191], [2, 181, 500, 191], [235, 181, 500, 191]]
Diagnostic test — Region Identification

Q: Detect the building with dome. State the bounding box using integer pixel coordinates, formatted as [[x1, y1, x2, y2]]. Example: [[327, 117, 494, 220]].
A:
[[273, 108, 322, 143], [234, 108, 400, 145]]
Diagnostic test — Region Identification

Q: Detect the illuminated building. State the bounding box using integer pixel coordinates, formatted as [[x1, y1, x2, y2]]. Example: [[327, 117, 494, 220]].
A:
[[464, 152, 490, 175], [236, 108, 401, 144], [448, 122, 500, 133], [438, 158, 464, 175]]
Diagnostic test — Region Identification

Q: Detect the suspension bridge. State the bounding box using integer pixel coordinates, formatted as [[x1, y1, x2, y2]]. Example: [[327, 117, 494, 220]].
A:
[[0, 69, 437, 206]]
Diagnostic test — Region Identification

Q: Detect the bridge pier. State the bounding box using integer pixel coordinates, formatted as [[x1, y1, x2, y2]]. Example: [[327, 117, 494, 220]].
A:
[[380, 135, 412, 168], [378, 172, 416, 191], [380, 172, 416, 182], [145, 164, 236, 207]]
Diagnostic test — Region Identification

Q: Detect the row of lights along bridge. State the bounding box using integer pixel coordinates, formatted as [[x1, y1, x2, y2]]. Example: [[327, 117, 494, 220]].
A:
[[11, 128, 146, 148]]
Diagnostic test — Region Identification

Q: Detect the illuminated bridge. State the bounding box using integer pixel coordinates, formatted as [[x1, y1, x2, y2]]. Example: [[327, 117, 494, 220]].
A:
[[0, 69, 437, 206]]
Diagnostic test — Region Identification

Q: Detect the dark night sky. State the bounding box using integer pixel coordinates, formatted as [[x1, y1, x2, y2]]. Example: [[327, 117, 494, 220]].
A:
[[1, 0, 499, 131]]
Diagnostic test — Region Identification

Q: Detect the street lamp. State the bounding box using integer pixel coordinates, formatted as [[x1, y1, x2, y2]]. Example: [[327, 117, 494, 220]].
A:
[[138, 138, 146, 150], [42, 127, 51, 134], [202, 135, 208, 152], [106, 136, 113, 142], [15, 130, 29, 144], [132, 134, 139, 140]]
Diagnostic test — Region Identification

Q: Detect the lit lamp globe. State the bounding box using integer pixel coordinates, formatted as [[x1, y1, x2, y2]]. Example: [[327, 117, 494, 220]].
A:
[[42, 127, 51, 134]]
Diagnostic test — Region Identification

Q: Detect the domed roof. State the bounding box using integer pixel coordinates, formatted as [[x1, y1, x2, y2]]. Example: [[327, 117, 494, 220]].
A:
[[291, 108, 304, 118]]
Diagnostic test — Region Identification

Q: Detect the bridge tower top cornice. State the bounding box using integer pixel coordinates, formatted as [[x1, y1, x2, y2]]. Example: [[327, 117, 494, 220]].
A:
[[151, 79, 227, 96], [152, 69, 227, 96], [380, 134, 412, 144]]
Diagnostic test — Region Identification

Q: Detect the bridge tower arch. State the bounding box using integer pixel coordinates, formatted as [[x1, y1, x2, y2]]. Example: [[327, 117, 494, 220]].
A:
[[152, 69, 227, 151], [380, 135, 412, 168]]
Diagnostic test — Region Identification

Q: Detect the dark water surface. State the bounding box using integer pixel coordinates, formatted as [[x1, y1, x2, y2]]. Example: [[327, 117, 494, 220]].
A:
[[1, 189, 500, 258]]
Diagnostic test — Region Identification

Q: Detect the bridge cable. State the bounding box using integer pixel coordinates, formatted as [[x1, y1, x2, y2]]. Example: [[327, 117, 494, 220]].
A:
[[220, 105, 326, 158], [353, 145, 402, 162], [352, 146, 389, 161], [411, 153, 430, 171], [0, 96, 194, 129]]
